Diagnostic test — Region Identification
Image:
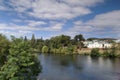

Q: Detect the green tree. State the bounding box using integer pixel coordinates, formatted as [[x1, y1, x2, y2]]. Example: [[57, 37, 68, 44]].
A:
[[31, 34, 36, 48], [24, 36, 27, 41], [0, 34, 10, 67], [90, 48, 100, 57], [36, 38, 44, 52], [74, 34, 85, 48], [74, 34, 85, 42], [50, 35, 71, 48], [42, 46, 49, 53], [0, 38, 41, 80]]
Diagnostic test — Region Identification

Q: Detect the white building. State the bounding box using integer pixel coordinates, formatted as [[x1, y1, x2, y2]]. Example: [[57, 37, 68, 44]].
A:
[[114, 39, 120, 43], [83, 40, 112, 48]]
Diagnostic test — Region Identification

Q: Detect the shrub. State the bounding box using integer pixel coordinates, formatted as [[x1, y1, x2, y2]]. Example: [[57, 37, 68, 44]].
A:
[[42, 46, 49, 53], [90, 48, 100, 57]]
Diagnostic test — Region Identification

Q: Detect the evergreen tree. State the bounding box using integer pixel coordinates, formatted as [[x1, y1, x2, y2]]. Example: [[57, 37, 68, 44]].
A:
[[24, 36, 27, 41], [31, 34, 36, 48]]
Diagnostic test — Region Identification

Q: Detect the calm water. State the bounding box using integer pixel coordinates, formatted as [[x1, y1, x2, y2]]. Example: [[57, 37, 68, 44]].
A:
[[37, 54, 120, 80]]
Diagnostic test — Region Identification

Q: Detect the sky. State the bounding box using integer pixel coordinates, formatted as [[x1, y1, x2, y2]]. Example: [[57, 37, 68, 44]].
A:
[[0, 0, 120, 39]]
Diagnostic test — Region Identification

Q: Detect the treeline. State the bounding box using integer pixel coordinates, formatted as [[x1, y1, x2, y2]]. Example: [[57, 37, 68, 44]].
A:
[[0, 34, 42, 80], [31, 34, 85, 54]]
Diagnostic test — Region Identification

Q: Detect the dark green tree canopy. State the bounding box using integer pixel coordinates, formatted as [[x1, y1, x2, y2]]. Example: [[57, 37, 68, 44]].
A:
[[0, 34, 10, 67], [74, 34, 85, 42]]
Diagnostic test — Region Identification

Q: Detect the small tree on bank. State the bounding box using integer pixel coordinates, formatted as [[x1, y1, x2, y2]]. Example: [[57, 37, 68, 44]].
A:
[[42, 46, 49, 53]]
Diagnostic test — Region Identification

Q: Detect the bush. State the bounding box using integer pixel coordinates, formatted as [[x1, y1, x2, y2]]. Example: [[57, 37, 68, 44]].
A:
[[103, 47, 116, 57], [42, 46, 49, 53], [90, 48, 100, 57], [0, 38, 41, 80]]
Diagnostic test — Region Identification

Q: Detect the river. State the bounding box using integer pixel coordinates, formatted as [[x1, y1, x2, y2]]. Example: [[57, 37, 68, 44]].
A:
[[37, 54, 120, 80]]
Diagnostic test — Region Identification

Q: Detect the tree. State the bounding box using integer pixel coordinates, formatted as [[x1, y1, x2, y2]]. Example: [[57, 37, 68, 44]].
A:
[[74, 34, 85, 48], [74, 34, 85, 42], [42, 46, 49, 53], [31, 34, 36, 48], [0, 34, 10, 67], [24, 36, 27, 41], [50, 35, 71, 48], [0, 38, 41, 80], [36, 38, 44, 52]]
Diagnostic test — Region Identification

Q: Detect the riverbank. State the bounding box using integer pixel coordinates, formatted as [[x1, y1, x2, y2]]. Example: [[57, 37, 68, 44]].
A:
[[76, 48, 120, 57]]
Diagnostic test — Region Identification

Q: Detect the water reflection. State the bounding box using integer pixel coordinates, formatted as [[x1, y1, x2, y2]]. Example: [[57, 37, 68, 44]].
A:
[[38, 54, 120, 80]]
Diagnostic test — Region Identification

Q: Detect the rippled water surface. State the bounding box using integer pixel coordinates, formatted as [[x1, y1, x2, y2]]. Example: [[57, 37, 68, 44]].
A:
[[38, 54, 120, 80]]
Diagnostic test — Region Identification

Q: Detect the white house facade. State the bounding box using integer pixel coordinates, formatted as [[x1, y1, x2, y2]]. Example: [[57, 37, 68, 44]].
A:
[[83, 40, 112, 48], [114, 39, 120, 43]]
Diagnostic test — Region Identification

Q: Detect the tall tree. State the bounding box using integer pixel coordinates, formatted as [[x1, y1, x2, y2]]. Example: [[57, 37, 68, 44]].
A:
[[74, 34, 85, 42], [31, 34, 36, 48], [24, 36, 27, 41], [74, 34, 85, 48]]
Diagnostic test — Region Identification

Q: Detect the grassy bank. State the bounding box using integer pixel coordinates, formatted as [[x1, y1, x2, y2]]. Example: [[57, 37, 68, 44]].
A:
[[77, 48, 120, 57]]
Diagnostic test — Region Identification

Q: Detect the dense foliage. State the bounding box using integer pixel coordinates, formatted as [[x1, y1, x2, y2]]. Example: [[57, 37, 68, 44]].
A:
[[36, 34, 85, 54], [0, 35, 41, 80], [90, 48, 100, 57], [0, 34, 10, 67]]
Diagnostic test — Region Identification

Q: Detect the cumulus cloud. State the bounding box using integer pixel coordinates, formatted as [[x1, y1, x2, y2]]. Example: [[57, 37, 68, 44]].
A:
[[61, 0, 104, 7], [69, 10, 120, 38], [86, 10, 120, 35], [0, 0, 104, 19], [86, 10, 120, 27], [0, 21, 65, 38], [0, 20, 64, 36], [27, 21, 46, 27], [29, 3, 91, 19], [0, 30, 32, 37]]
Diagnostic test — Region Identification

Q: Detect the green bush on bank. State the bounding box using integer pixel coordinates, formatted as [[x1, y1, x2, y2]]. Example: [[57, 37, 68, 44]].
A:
[[102, 47, 117, 57], [42, 46, 49, 53], [90, 48, 100, 57]]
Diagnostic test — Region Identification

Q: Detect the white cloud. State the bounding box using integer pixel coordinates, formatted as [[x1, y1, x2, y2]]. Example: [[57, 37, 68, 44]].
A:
[[85, 10, 120, 35], [0, 21, 63, 31], [0, 6, 8, 10], [61, 0, 104, 7], [86, 10, 120, 27], [27, 21, 46, 27], [28, 0, 91, 19], [1, 0, 101, 19], [74, 21, 83, 25], [68, 10, 120, 38], [50, 23, 64, 30], [9, 0, 32, 12], [0, 30, 32, 37], [0, 0, 104, 20]]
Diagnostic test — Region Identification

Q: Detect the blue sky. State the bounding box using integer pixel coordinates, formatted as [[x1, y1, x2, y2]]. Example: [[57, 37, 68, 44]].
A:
[[0, 0, 120, 39]]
